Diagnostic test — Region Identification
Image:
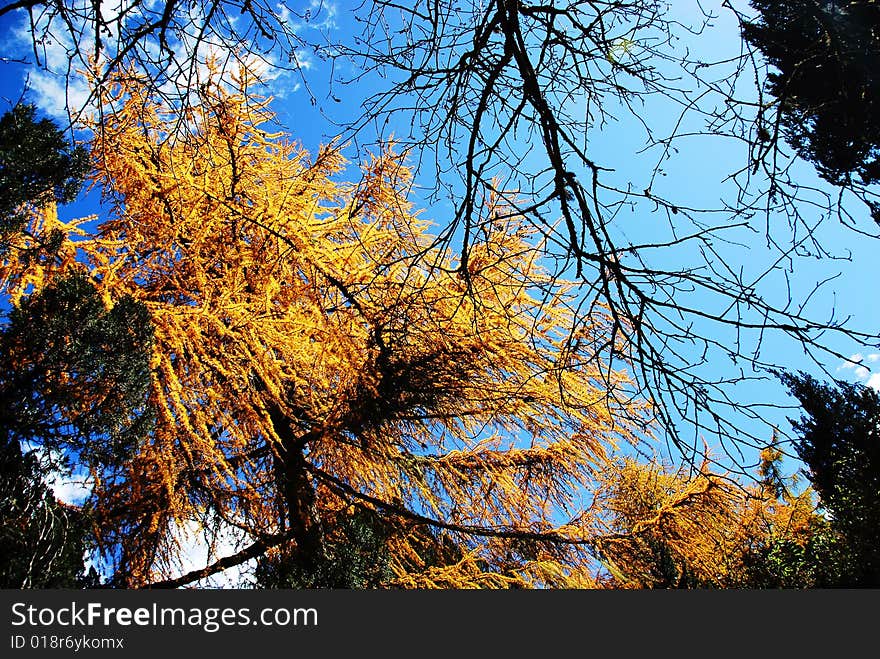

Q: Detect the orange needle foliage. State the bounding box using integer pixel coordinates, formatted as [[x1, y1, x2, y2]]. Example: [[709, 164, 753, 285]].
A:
[[590, 452, 820, 588], [1, 66, 650, 588]]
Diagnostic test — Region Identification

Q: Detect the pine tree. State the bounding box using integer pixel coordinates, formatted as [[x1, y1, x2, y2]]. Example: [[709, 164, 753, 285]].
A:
[[743, 1, 880, 189], [0, 103, 89, 247], [780, 371, 880, 586], [0, 104, 152, 588]]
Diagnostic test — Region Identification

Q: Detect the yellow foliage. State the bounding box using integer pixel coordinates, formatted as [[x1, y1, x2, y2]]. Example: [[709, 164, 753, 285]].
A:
[[589, 455, 823, 588], [1, 66, 648, 587]]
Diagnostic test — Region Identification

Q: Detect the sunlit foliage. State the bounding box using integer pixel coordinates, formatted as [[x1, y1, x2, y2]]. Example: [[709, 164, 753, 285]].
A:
[[1, 65, 650, 587], [591, 449, 821, 588]]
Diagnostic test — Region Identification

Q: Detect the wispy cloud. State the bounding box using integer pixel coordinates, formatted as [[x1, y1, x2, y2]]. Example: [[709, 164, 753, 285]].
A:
[[7, 14, 93, 120], [838, 352, 864, 370], [4, 0, 318, 121], [838, 351, 880, 391]]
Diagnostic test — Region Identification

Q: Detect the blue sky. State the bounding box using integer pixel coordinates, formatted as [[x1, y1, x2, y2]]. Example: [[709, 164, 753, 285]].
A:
[[1, 0, 879, 582]]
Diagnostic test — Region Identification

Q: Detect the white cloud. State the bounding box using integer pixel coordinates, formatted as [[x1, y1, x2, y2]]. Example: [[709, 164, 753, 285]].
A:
[[168, 520, 255, 588], [18, 443, 93, 505], [5, 5, 95, 120], [4, 0, 304, 122], [25, 70, 93, 122], [838, 350, 880, 390], [47, 472, 92, 505], [308, 0, 338, 28], [839, 352, 864, 370]]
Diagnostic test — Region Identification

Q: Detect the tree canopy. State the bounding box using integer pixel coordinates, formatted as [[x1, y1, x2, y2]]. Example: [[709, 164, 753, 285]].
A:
[[743, 0, 880, 196], [2, 0, 878, 477], [0, 438, 99, 588], [0, 0, 878, 590], [0, 103, 150, 588], [589, 445, 826, 588], [780, 371, 880, 586], [0, 103, 89, 245], [1, 67, 654, 587]]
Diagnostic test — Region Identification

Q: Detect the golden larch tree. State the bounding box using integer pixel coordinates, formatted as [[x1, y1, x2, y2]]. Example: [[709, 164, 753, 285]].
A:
[[0, 65, 649, 588], [589, 450, 821, 588]]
